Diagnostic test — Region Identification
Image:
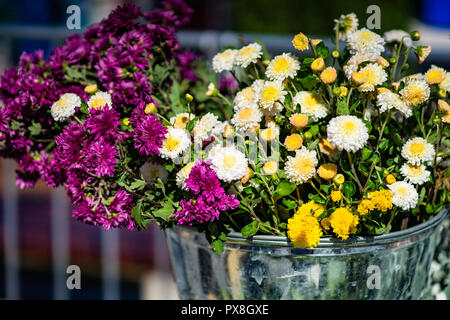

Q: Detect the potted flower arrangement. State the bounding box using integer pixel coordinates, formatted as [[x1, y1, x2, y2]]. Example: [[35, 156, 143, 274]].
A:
[[0, 3, 449, 300]]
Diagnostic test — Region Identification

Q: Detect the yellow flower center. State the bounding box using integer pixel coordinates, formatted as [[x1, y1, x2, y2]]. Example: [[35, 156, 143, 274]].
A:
[[405, 86, 427, 105], [163, 135, 180, 152], [397, 186, 408, 196], [263, 161, 278, 175], [272, 57, 289, 73], [55, 97, 68, 109], [238, 108, 255, 121], [239, 46, 255, 58], [261, 86, 279, 102], [409, 141, 426, 156], [91, 97, 106, 109], [359, 31, 374, 43], [293, 157, 315, 174], [174, 115, 189, 128], [343, 120, 357, 135], [425, 70, 445, 84], [222, 154, 237, 169], [285, 134, 303, 151], [260, 127, 278, 141], [304, 94, 321, 109], [408, 165, 423, 176]]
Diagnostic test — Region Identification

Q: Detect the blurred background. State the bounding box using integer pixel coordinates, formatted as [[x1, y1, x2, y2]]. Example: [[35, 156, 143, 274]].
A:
[[0, 0, 449, 300]]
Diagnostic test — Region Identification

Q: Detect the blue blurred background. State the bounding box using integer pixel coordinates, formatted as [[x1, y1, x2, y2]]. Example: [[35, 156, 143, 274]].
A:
[[0, 0, 449, 300]]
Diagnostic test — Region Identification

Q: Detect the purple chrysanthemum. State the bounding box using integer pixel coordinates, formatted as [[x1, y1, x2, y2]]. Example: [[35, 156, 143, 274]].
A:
[[132, 114, 167, 156], [82, 139, 118, 177], [84, 105, 121, 142]]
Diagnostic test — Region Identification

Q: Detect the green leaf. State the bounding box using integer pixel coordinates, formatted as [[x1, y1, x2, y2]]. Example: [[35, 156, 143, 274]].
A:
[[309, 124, 319, 136], [28, 121, 42, 136], [316, 41, 330, 59], [362, 147, 372, 161], [153, 200, 174, 221], [241, 221, 259, 238], [343, 181, 357, 198], [212, 239, 225, 254], [307, 138, 319, 151], [427, 132, 440, 145], [130, 179, 146, 190], [282, 198, 298, 209], [336, 99, 349, 115], [274, 180, 296, 196], [130, 199, 144, 228], [419, 187, 426, 204], [379, 139, 389, 151]]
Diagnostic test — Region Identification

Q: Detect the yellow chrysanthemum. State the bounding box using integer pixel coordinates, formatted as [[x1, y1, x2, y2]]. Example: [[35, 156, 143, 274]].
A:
[[320, 67, 337, 84], [292, 32, 309, 51], [297, 200, 325, 218], [287, 211, 322, 248], [368, 190, 393, 212], [330, 207, 359, 240], [289, 113, 309, 129], [266, 53, 300, 81], [385, 174, 396, 184], [317, 163, 338, 180], [284, 133, 303, 151], [263, 161, 279, 175], [331, 190, 342, 202], [319, 137, 339, 160], [400, 80, 430, 106], [145, 102, 157, 114], [424, 65, 446, 85], [357, 199, 375, 215]]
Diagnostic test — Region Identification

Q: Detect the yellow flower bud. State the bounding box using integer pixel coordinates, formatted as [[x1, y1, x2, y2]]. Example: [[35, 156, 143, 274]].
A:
[[377, 56, 390, 68], [240, 167, 253, 184], [311, 57, 325, 72], [317, 163, 338, 180], [385, 174, 396, 185], [320, 67, 337, 84], [84, 84, 98, 94], [185, 93, 193, 102], [144, 102, 157, 114], [333, 173, 345, 185], [289, 113, 309, 129], [338, 86, 348, 97], [122, 118, 130, 126], [263, 161, 279, 175], [284, 134, 303, 151]]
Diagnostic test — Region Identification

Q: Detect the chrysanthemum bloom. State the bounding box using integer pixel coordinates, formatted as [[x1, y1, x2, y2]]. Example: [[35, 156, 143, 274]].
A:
[[331, 190, 342, 202], [377, 91, 412, 118], [414, 46, 432, 64], [206, 82, 218, 96], [82, 139, 118, 177], [212, 49, 237, 73], [235, 43, 262, 68], [266, 53, 300, 81], [293, 91, 328, 121], [357, 199, 375, 215], [284, 133, 303, 151], [133, 114, 168, 156], [368, 190, 393, 212], [87, 91, 112, 110], [285, 147, 318, 184], [85, 105, 121, 141], [311, 57, 325, 72], [144, 102, 157, 114], [385, 174, 396, 184], [320, 67, 337, 84], [297, 200, 325, 218], [287, 211, 322, 248], [259, 81, 286, 110], [51, 93, 81, 122], [234, 86, 259, 109], [439, 74, 450, 93], [338, 86, 349, 97], [289, 113, 309, 129], [263, 161, 278, 175], [334, 13, 359, 40], [376, 56, 390, 68], [176, 162, 196, 190], [326, 115, 369, 152], [317, 163, 338, 180], [401, 137, 435, 165], [260, 124, 279, 142], [84, 84, 98, 94], [159, 127, 191, 160], [330, 207, 359, 240], [140, 162, 168, 185], [424, 65, 447, 85], [292, 32, 309, 51], [400, 163, 431, 185], [358, 63, 388, 92], [399, 79, 430, 106], [231, 104, 262, 131], [346, 28, 385, 56], [351, 71, 368, 85], [209, 145, 247, 182], [388, 181, 419, 211], [344, 51, 379, 80], [383, 29, 412, 48], [192, 113, 219, 143], [170, 112, 195, 129], [240, 166, 252, 183], [438, 100, 450, 113], [319, 137, 339, 160]]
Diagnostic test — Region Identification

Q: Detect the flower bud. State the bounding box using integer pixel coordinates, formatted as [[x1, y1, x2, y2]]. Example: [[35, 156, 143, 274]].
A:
[[332, 87, 341, 96], [320, 67, 337, 84], [331, 50, 340, 59], [410, 30, 420, 41], [206, 82, 218, 97], [145, 102, 157, 114], [311, 57, 325, 72], [377, 56, 390, 68], [304, 131, 313, 140], [84, 84, 98, 94], [333, 173, 345, 185], [185, 93, 193, 102]]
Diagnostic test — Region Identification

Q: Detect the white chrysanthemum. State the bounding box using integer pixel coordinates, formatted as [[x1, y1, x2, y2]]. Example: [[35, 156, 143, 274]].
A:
[[399, 79, 430, 106], [231, 104, 262, 131], [51, 93, 81, 122], [334, 13, 359, 40], [251, 79, 266, 94], [212, 49, 237, 73], [326, 115, 369, 152], [293, 91, 328, 121], [169, 113, 195, 129], [400, 163, 431, 185], [344, 51, 379, 79], [159, 127, 191, 160], [176, 162, 196, 190], [346, 28, 385, 56], [424, 65, 447, 85], [265, 53, 300, 81], [140, 162, 168, 185], [259, 81, 286, 110], [358, 63, 388, 92], [192, 113, 219, 143], [439, 73, 450, 92], [262, 102, 284, 117], [234, 87, 259, 110], [401, 137, 435, 165], [209, 145, 247, 182], [235, 43, 262, 68], [388, 181, 419, 211], [285, 147, 318, 184], [383, 30, 412, 48], [376, 91, 412, 118], [87, 91, 112, 110]]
